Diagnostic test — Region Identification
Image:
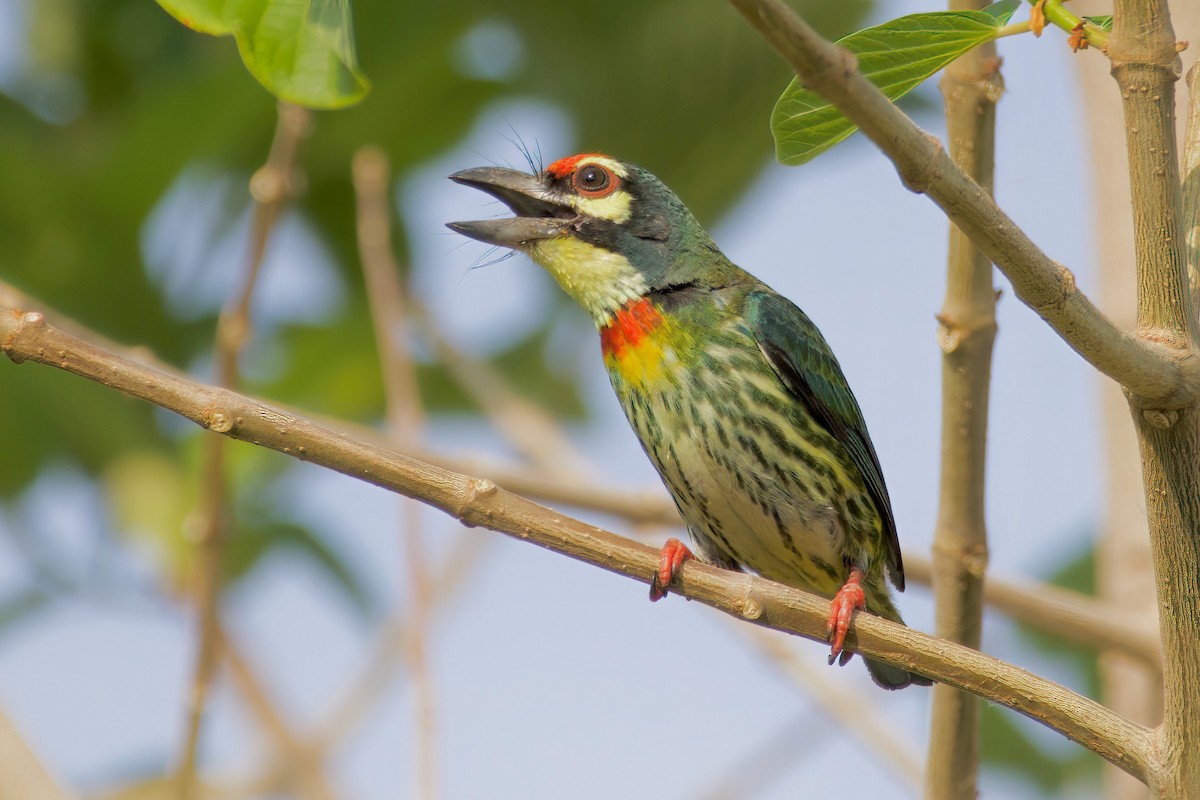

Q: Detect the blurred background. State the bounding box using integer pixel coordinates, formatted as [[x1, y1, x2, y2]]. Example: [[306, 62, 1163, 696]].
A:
[[0, 0, 1165, 797]]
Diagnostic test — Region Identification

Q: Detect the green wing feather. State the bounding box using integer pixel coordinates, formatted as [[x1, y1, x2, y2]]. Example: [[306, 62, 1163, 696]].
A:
[[746, 291, 905, 590]]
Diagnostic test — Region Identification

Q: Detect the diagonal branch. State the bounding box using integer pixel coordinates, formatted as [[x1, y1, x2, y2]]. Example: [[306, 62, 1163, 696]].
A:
[[725, 0, 1200, 409], [0, 278, 1161, 668], [0, 306, 1155, 783]]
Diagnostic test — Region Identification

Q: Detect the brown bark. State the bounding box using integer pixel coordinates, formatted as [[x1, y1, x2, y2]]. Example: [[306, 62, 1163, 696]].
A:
[[925, 1, 1000, 795]]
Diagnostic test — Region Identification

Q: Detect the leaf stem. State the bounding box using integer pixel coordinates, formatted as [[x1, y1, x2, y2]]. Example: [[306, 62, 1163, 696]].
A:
[[1033, 0, 1110, 50], [995, 20, 1031, 39]]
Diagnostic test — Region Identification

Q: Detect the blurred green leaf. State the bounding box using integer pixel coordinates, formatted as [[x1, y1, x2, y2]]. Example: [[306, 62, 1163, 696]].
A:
[[0, 587, 53, 638], [772, 0, 1018, 165], [1082, 15, 1113, 32], [154, 0, 369, 108]]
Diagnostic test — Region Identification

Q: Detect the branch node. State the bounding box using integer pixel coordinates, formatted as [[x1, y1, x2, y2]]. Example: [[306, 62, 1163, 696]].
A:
[[1141, 408, 1179, 429], [471, 478, 497, 498], [205, 408, 234, 433], [935, 313, 997, 355], [897, 134, 944, 195], [1032, 261, 1077, 313], [739, 580, 765, 620]]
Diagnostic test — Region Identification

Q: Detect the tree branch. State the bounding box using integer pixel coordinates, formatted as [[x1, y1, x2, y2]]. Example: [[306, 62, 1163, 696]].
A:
[[732, 624, 924, 789], [352, 144, 437, 799], [0, 711, 69, 800], [725, 0, 1200, 409], [925, 5, 1001, 793], [0, 307, 1155, 782], [0, 279, 1160, 666], [179, 101, 311, 799], [1109, 2, 1200, 795]]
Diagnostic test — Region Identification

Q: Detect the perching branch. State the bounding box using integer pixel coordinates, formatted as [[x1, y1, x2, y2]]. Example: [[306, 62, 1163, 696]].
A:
[[725, 0, 1200, 409], [0, 306, 1155, 782], [0, 277, 1158, 667]]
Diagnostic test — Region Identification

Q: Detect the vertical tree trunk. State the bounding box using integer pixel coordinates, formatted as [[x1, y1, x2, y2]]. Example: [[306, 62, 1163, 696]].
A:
[[1110, 3, 1200, 795], [924, 2, 1000, 797], [1073, 3, 1166, 795]]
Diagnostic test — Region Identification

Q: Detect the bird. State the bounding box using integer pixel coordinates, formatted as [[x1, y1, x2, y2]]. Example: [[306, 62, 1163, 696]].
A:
[[448, 153, 929, 689]]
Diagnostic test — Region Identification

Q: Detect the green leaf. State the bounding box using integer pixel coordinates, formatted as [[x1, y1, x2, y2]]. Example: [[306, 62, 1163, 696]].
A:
[[154, 0, 369, 109], [772, 0, 1019, 165], [1082, 15, 1113, 32]]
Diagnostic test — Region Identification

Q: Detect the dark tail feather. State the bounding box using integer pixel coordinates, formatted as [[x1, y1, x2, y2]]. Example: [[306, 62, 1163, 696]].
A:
[[865, 658, 932, 690]]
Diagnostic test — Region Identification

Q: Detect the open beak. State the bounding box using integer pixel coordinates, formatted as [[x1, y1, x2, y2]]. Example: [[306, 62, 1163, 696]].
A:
[[447, 167, 576, 248]]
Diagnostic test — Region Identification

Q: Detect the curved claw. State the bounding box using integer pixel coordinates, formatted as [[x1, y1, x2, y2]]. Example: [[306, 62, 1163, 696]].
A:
[[825, 566, 867, 661], [649, 537, 694, 601]]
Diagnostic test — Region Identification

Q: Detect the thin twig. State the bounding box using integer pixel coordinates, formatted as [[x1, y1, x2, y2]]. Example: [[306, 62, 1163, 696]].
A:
[[0, 309, 1156, 783], [0, 711, 70, 800], [725, 0, 1200, 409], [314, 532, 492, 750], [352, 145, 437, 799], [696, 713, 829, 800], [221, 634, 339, 800], [409, 302, 592, 473], [178, 101, 311, 799]]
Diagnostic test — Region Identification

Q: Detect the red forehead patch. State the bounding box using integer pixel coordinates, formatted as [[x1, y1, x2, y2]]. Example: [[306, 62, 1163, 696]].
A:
[[546, 153, 610, 179]]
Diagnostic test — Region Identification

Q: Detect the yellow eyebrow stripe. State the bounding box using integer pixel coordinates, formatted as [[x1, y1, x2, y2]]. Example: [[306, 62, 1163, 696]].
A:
[[573, 191, 632, 223]]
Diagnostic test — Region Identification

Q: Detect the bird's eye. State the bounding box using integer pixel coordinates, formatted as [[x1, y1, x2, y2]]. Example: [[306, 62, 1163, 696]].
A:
[[572, 164, 617, 197]]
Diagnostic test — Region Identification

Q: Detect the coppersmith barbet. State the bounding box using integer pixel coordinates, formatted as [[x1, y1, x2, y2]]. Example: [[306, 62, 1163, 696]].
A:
[[449, 153, 928, 689]]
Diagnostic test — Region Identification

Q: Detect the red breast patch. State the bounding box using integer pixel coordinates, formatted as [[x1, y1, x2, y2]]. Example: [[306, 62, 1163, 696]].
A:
[[547, 153, 610, 179], [600, 298, 663, 359]]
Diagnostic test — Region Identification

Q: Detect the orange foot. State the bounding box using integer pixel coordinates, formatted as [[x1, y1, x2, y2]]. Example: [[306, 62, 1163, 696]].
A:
[[826, 566, 866, 664], [649, 537, 694, 601]]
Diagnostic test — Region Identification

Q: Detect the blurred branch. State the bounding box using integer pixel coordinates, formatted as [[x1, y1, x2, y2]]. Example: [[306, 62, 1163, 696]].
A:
[[179, 101, 311, 799], [925, 3, 1000, 796], [729, 624, 924, 790], [314, 531, 492, 750], [725, 0, 1200, 409], [352, 144, 437, 799], [409, 302, 591, 473], [0, 308, 1155, 783], [220, 636, 339, 800], [903, 556, 1161, 669], [697, 714, 828, 800], [0, 710, 71, 800]]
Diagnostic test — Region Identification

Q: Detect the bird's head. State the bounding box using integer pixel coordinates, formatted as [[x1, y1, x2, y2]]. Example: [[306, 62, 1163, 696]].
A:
[[448, 154, 722, 325]]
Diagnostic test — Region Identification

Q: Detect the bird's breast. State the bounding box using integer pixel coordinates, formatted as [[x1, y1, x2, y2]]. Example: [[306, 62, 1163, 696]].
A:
[[600, 297, 689, 390]]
